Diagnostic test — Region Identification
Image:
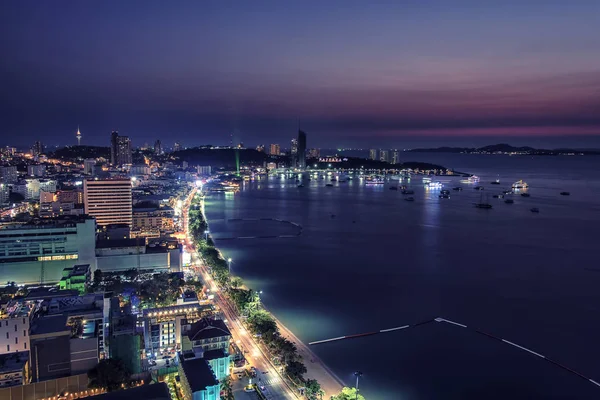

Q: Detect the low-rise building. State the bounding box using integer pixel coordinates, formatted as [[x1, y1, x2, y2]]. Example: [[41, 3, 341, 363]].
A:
[[178, 352, 220, 400], [142, 302, 212, 359], [95, 238, 182, 273], [0, 300, 38, 355], [58, 264, 91, 294], [181, 318, 231, 355]]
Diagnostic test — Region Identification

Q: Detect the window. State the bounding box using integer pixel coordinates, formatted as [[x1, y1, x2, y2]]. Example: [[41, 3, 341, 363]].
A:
[[14, 325, 17, 332], [6, 345, 9, 352], [22, 318, 25, 324], [23, 330, 26, 337], [24, 343, 26, 349], [15, 337, 17, 344], [5, 332, 8, 339]]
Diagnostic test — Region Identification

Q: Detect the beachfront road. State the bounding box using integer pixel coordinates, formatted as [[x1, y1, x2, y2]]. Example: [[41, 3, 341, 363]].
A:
[[183, 190, 298, 400]]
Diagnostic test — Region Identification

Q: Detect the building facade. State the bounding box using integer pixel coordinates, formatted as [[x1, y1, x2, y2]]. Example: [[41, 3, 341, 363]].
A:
[[269, 144, 280, 156], [297, 130, 307, 169], [110, 131, 132, 166], [84, 179, 133, 227], [369, 149, 377, 160], [0, 216, 96, 285]]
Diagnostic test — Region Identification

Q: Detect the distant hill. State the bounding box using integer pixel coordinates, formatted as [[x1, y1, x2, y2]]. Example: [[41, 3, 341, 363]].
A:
[[50, 145, 110, 160], [408, 143, 600, 155], [172, 148, 269, 168]]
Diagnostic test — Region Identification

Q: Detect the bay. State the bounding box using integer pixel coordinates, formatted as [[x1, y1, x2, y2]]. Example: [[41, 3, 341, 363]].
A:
[[205, 153, 600, 399]]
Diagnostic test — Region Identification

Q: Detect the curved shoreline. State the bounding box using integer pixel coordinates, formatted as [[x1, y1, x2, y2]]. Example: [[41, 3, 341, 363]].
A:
[[202, 197, 345, 397]]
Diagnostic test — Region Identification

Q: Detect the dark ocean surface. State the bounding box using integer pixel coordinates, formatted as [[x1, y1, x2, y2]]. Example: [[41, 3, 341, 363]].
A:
[[205, 153, 600, 399]]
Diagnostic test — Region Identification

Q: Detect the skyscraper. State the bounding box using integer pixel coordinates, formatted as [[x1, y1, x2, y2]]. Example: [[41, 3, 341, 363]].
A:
[[84, 179, 133, 227], [297, 130, 307, 169], [269, 144, 280, 156], [174, 142, 181, 152], [392, 151, 400, 165], [379, 149, 389, 162], [32, 141, 44, 156], [154, 140, 162, 155], [290, 138, 298, 167], [369, 149, 378, 160], [110, 131, 132, 166]]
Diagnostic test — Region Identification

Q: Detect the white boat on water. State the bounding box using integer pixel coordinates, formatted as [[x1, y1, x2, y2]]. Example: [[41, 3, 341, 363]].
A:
[[512, 180, 529, 189], [425, 181, 443, 189]]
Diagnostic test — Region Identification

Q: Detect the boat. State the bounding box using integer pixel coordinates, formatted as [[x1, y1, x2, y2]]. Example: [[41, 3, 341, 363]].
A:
[[492, 194, 504, 199], [530, 207, 540, 213], [560, 191, 570, 196], [521, 193, 530, 197], [468, 175, 480, 183], [502, 190, 512, 195], [452, 187, 463, 191], [512, 180, 529, 189], [426, 181, 443, 189], [325, 183, 334, 187], [389, 186, 398, 191], [401, 189, 415, 195], [491, 180, 500, 185], [474, 193, 492, 209], [439, 194, 450, 199], [474, 186, 484, 190], [365, 177, 384, 185], [505, 199, 514, 204], [404, 197, 415, 202]]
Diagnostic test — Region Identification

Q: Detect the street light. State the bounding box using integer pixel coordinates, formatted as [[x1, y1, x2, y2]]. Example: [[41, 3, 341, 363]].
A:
[[204, 230, 209, 241], [227, 258, 232, 273], [354, 371, 363, 400]]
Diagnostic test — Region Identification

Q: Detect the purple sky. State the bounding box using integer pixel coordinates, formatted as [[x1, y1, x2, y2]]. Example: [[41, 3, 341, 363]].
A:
[[2, 1, 600, 148]]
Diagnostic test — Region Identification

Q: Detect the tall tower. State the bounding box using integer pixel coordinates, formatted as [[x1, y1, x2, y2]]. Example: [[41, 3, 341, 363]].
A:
[[76, 126, 82, 146], [297, 130, 307, 169]]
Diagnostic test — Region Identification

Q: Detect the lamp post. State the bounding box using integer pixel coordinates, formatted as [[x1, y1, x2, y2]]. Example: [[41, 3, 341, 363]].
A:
[[204, 230, 209, 242], [227, 258, 232, 273], [354, 371, 363, 400]]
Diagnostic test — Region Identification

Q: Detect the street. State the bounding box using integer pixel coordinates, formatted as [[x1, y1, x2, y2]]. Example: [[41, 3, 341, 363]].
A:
[[183, 189, 298, 400]]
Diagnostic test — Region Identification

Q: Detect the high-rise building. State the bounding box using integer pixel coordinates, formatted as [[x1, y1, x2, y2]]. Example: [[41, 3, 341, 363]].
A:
[[290, 139, 298, 155], [369, 149, 378, 160], [379, 149, 389, 163], [269, 144, 280, 156], [392, 151, 400, 165], [27, 164, 46, 177], [84, 179, 133, 227], [32, 141, 44, 156], [256, 145, 265, 152], [174, 142, 181, 152], [297, 130, 307, 169], [110, 131, 132, 166], [154, 140, 163, 155], [0, 166, 18, 183], [84, 159, 96, 175]]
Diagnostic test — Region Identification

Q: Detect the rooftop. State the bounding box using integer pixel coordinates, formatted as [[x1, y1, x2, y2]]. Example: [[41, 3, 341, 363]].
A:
[[203, 348, 226, 361], [0, 351, 29, 373], [180, 356, 219, 392], [186, 318, 231, 341], [30, 314, 69, 336], [88, 383, 170, 400], [0, 215, 93, 231]]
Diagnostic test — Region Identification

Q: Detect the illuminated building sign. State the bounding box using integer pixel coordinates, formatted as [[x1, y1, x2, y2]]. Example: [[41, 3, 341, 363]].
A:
[[37, 254, 79, 261], [318, 157, 348, 163]]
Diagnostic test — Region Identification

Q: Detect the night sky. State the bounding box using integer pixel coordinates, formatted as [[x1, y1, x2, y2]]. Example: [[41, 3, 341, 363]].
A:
[[2, 1, 600, 149]]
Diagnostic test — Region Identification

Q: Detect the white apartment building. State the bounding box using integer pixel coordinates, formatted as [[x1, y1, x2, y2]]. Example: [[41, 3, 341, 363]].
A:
[[84, 179, 132, 227]]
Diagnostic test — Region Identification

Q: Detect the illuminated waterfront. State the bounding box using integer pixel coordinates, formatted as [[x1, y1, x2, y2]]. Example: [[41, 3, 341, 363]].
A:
[[206, 154, 600, 400]]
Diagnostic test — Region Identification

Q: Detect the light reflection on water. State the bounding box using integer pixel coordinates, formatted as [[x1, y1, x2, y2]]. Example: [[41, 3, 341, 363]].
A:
[[205, 154, 600, 399]]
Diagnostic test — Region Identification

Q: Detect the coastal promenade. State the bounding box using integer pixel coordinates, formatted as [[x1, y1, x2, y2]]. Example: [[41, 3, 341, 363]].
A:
[[183, 189, 344, 399]]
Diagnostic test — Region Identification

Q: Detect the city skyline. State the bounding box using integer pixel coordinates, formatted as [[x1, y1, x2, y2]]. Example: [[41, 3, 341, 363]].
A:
[[2, 1, 600, 149]]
